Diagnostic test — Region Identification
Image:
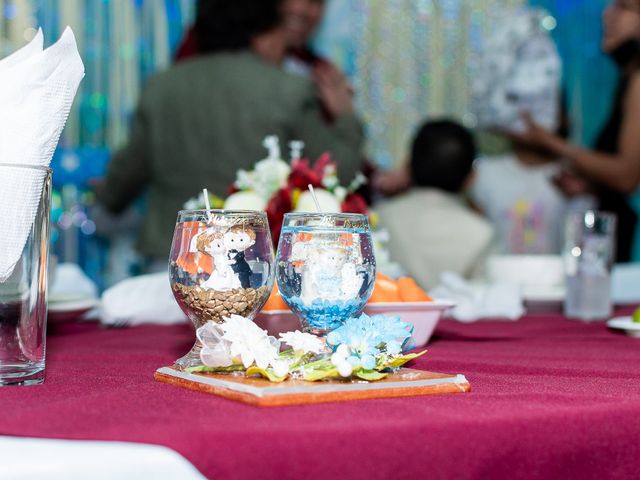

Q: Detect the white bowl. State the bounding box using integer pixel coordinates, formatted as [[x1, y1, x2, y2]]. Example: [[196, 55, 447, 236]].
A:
[[487, 255, 564, 289], [255, 300, 454, 347]]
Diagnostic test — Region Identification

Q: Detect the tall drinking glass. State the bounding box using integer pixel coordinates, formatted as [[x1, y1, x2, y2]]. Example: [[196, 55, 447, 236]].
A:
[[169, 210, 274, 369], [563, 210, 616, 321], [276, 213, 376, 336], [0, 165, 51, 386]]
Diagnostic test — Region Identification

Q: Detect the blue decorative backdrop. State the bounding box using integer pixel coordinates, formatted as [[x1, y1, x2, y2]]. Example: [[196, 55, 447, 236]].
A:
[[530, 0, 616, 145], [1, 0, 637, 270]]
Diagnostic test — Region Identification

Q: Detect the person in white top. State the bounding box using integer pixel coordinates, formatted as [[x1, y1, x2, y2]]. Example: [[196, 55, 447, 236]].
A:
[[376, 120, 494, 289], [471, 149, 567, 255]]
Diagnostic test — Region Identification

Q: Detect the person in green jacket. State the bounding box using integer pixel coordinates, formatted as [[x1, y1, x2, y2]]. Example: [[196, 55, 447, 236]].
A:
[[98, 0, 364, 262]]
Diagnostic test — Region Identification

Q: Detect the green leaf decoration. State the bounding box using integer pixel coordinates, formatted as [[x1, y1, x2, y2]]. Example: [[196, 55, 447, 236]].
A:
[[246, 366, 288, 383], [186, 364, 246, 374], [301, 359, 341, 381], [278, 349, 297, 360], [354, 369, 387, 381], [387, 350, 428, 369]]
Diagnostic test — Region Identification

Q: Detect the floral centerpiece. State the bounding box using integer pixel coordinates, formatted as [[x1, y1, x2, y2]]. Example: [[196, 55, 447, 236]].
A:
[[185, 136, 371, 244], [188, 313, 426, 383]]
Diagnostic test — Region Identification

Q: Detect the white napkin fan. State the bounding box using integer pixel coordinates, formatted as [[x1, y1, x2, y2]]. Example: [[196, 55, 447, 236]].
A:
[[0, 27, 84, 281]]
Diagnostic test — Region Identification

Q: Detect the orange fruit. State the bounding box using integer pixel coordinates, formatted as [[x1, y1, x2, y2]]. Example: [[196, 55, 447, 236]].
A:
[[397, 277, 432, 302], [369, 273, 402, 303], [263, 284, 290, 311]]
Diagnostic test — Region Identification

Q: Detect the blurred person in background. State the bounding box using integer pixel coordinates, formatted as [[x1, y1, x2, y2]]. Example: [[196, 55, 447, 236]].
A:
[[472, 117, 569, 255], [376, 120, 493, 289], [176, 0, 357, 125], [470, 9, 569, 256], [97, 0, 364, 267], [515, 0, 640, 262], [282, 0, 355, 123]]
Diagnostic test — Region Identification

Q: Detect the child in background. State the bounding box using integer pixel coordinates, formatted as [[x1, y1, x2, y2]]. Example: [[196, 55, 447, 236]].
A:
[[471, 141, 567, 254], [470, 7, 568, 255], [376, 120, 493, 289]]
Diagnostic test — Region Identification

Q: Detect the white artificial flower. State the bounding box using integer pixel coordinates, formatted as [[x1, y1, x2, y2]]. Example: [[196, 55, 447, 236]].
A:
[[333, 186, 347, 203], [197, 321, 233, 367], [331, 343, 353, 378], [220, 315, 281, 370], [224, 191, 268, 211], [321, 171, 339, 190], [348, 172, 368, 192], [253, 158, 291, 199], [330, 344, 353, 377], [235, 169, 257, 192], [184, 198, 200, 210], [295, 188, 341, 213], [271, 359, 291, 377], [279, 331, 324, 354]]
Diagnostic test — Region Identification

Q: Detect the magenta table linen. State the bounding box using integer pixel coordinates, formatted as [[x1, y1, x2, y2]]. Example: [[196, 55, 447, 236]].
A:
[[1, 312, 639, 480]]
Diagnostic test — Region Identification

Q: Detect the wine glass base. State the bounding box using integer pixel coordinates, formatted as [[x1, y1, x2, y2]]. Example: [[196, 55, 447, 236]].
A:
[[173, 342, 204, 371]]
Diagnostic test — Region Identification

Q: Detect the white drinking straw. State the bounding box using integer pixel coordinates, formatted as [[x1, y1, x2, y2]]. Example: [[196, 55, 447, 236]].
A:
[[202, 188, 213, 223], [308, 184, 332, 227], [307, 184, 322, 213]]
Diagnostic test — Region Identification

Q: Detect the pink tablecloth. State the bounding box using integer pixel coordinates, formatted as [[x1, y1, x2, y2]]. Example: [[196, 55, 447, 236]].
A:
[[1, 312, 640, 480]]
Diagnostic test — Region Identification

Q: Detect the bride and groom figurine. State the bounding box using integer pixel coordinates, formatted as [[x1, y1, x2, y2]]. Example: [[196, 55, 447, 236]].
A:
[[193, 225, 256, 291], [292, 240, 364, 305]]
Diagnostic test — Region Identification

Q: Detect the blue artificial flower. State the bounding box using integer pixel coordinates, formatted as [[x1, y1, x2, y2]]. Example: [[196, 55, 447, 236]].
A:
[[326, 313, 413, 369]]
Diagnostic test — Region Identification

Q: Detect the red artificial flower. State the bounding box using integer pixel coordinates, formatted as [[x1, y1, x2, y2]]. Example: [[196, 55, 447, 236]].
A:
[[313, 152, 336, 178], [288, 158, 322, 190], [266, 187, 293, 245], [341, 192, 369, 215]]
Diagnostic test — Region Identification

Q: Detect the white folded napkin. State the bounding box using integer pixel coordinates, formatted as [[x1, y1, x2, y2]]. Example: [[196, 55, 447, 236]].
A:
[[49, 263, 98, 301], [431, 272, 524, 322], [100, 273, 188, 327], [0, 27, 84, 281]]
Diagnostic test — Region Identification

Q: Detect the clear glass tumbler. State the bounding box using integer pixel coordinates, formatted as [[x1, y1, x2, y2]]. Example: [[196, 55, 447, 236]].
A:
[[563, 210, 616, 321], [169, 210, 275, 369], [276, 213, 376, 336], [0, 164, 52, 386]]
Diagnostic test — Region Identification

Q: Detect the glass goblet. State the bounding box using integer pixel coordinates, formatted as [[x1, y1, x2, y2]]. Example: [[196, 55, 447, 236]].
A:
[[169, 210, 274, 370], [276, 212, 376, 336]]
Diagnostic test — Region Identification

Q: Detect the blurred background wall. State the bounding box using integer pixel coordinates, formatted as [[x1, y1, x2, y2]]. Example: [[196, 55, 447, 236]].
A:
[[0, 0, 615, 162], [0, 0, 627, 281]]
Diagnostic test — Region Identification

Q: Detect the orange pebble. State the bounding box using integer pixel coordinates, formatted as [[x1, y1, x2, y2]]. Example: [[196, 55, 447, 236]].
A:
[[296, 232, 313, 242], [397, 277, 432, 302], [263, 285, 290, 311], [369, 273, 402, 303]]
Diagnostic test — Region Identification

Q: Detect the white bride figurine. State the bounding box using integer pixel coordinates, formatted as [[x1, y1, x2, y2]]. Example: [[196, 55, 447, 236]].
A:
[[194, 230, 240, 291]]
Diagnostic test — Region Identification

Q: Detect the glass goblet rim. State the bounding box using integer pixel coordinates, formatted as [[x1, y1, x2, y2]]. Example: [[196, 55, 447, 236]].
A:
[[283, 212, 369, 221], [177, 208, 267, 217]]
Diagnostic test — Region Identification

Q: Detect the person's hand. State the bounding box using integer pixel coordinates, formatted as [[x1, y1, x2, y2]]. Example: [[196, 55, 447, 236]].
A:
[[313, 62, 354, 117], [552, 167, 591, 197], [372, 166, 411, 196], [508, 112, 558, 151]]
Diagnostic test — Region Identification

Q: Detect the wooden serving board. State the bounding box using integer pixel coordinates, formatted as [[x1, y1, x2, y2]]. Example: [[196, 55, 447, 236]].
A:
[[155, 366, 470, 407]]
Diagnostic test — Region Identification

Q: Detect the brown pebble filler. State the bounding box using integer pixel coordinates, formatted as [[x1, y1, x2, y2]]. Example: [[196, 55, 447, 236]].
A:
[[173, 283, 270, 326]]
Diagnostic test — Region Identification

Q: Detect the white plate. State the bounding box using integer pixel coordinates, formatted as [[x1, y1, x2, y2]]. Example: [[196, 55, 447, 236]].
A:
[[607, 316, 640, 337], [48, 297, 99, 314]]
